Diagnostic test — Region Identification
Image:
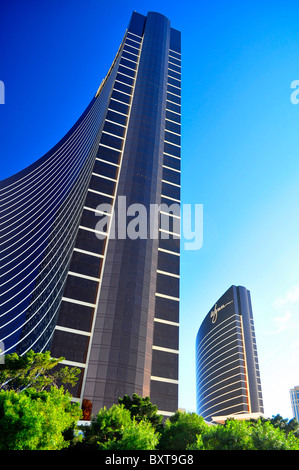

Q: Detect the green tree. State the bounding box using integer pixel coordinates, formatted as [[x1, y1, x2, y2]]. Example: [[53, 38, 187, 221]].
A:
[[267, 414, 299, 438], [84, 404, 132, 448], [189, 418, 299, 450], [99, 417, 159, 450], [0, 350, 80, 392], [0, 387, 82, 450], [158, 411, 208, 450], [82, 403, 159, 450], [250, 419, 299, 450], [118, 393, 163, 429]]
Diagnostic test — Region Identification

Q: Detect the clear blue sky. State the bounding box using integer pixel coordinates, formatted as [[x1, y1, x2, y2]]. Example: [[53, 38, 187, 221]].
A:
[[1, 0, 299, 419]]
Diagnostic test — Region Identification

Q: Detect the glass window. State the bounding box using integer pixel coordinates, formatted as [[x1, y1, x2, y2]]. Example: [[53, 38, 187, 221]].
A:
[[97, 145, 121, 165], [103, 120, 126, 138], [109, 98, 130, 115], [166, 101, 181, 115], [114, 81, 132, 95], [115, 72, 134, 86], [164, 142, 181, 158], [164, 130, 180, 147], [93, 159, 119, 180], [166, 110, 181, 124], [111, 89, 131, 105], [100, 132, 123, 151], [106, 109, 127, 126]]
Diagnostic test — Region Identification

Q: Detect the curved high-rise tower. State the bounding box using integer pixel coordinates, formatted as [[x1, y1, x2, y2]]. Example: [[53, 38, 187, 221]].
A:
[[196, 286, 264, 422], [0, 11, 181, 417]]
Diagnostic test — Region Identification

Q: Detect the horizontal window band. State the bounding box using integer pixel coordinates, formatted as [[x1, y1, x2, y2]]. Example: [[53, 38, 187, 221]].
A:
[[99, 142, 124, 153], [164, 128, 181, 137], [166, 100, 181, 109], [166, 81, 181, 90], [61, 297, 96, 308], [122, 49, 138, 58], [154, 318, 180, 327], [114, 80, 133, 91], [168, 60, 181, 68], [161, 179, 181, 187], [127, 31, 142, 39], [163, 165, 181, 173], [112, 87, 132, 97], [151, 376, 179, 384], [158, 248, 181, 256], [126, 34, 141, 42], [152, 345, 179, 354], [115, 72, 136, 82], [169, 49, 181, 56], [125, 38, 141, 47], [102, 131, 125, 140], [79, 225, 107, 236], [155, 292, 180, 301], [110, 97, 131, 106], [68, 271, 100, 283], [157, 410, 175, 417], [161, 194, 181, 203], [159, 228, 180, 238], [88, 188, 115, 199], [167, 74, 181, 82], [84, 205, 112, 216], [123, 42, 139, 51], [165, 109, 181, 116], [107, 107, 128, 117], [157, 269, 180, 279], [61, 359, 86, 368], [168, 67, 181, 76], [163, 152, 181, 160], [118, 63, 136, 72], [73, 248, 104, 259], [55, 325, 91, 337], [96, 158, 120, 167], [159, 210, 181, 220], [105, 119, 126, 128], [120, 56, 138, 66], [158, 247, 180, 256], [92, 172, 117, 182], [165, 118, 181, 126]]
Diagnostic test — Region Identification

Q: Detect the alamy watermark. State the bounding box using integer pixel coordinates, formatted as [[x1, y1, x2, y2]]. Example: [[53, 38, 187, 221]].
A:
[[94, 196, 203, 251], [0, 81, 4, 104]]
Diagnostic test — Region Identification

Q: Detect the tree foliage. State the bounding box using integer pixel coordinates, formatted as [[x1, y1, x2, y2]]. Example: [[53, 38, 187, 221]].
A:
[[0, 351, 298, 451], [0, 387, 82, 450], [80, 403, 160, 450], [158, 410, 208, 450], [118, 393, 163, 429], [188, 417, 299, 450], [0, 350, 80, 392]]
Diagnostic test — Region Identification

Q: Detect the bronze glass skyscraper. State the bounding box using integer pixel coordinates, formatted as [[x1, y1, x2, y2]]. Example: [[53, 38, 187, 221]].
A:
[[196, 286, 264, 421], [0, 11, 181, 417]]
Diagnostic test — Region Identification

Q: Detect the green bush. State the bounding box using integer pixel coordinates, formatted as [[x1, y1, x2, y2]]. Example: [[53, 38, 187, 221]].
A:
[[82, 403, 160, 450], [188, 418, 299, 450], [0, 387, 81, 450]]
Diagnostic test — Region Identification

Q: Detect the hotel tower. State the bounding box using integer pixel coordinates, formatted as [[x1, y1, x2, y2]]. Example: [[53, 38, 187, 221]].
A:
[[196, 286, 264, 422], [0, 11, 181, 417]]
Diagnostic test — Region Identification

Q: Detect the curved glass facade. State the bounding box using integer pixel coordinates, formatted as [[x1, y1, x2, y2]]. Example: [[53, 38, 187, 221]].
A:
[[0, 11, 181, 418], [196, 285, 264, 421]]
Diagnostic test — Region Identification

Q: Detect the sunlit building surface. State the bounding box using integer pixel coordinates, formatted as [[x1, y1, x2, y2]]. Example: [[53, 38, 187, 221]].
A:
[[196, 285, 264, 421], [290, 386, 299, 422], [0, 11, 181, 417]]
